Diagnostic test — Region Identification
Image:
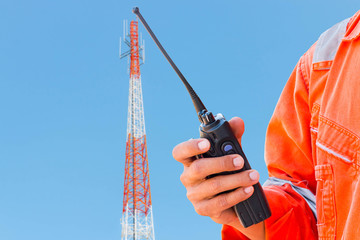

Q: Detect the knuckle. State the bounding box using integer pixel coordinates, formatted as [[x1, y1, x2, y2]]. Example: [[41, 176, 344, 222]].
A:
[[235, 171, 250, 185], [219, 156, 228, 170], [195, 204, 208, 216], [186, 189, 196, 202], [209, 178, 222, 194], [217, 194, 230, 209], [172, 146, 178, 159], [191, 160, 202, 176], [235, 188, 248, 202], [221, 155, 235, 171], [172, 142, 185, 159], [172, 139, 194, 160], [179, 172, 188, 186]]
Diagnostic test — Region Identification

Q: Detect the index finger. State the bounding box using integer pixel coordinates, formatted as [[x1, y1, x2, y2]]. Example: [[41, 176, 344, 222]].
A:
[[172, 138, 210, 166]]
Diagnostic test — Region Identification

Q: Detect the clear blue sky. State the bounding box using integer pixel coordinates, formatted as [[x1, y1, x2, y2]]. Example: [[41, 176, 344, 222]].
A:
[[1, 1, 360, 239]]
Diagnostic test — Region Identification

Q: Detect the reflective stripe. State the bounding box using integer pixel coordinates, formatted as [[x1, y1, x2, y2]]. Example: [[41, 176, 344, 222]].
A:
[[263, 177, 317, 220], [316, 141, 352, 163], [310, 127, 318, 133], [313, 18, 350, 65]]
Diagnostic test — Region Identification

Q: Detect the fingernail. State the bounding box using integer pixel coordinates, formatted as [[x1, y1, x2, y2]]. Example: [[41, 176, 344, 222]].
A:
[[244, 186, 253, 194], [198, 140, 209, 150], [249, 171, 259, 181], [233, 157, 243, 168]]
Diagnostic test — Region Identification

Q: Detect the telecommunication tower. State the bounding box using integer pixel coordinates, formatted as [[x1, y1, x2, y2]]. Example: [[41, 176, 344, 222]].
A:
[[119, 20, 155, 240]]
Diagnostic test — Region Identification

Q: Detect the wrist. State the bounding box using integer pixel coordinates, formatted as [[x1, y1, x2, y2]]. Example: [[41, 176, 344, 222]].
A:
[[228, 218, 265, 240]]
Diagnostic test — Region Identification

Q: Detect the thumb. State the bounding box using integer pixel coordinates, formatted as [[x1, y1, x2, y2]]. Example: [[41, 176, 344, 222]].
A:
[[228, 117, 245, 145]]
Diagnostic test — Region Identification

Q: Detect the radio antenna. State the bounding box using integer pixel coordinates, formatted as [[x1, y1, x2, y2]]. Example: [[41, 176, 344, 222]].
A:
[[132, 7, 207, 115]]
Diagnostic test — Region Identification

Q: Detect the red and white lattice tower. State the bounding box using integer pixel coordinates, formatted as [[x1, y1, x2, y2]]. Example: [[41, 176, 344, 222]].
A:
[[119, 20, 155, 240]]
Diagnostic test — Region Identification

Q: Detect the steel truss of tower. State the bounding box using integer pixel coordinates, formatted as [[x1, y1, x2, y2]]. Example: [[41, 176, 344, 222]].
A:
[[120, 20, 155, 240]]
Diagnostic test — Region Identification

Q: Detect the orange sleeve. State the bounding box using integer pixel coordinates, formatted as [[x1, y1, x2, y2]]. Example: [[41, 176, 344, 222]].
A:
[[222, 46, 318, 239]]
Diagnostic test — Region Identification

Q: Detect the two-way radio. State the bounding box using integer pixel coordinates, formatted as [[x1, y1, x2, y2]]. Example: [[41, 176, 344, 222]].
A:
[[133, 7, 271, 228]]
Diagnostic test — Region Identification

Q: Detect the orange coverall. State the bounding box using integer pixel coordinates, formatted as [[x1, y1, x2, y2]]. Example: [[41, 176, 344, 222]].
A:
[[222, 10, 360, 239]]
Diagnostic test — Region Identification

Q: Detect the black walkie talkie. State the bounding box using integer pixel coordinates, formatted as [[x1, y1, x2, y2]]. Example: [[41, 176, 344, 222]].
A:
[[133, 7, 271, 228]]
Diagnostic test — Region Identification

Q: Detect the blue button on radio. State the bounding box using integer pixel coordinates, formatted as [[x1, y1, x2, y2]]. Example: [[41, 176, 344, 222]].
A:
[[224, 144, 233, 152], [222, 142, 235, 155]]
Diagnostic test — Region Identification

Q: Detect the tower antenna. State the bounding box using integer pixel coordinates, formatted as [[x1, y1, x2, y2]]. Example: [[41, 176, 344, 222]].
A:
[[120, 19, 155, 240]]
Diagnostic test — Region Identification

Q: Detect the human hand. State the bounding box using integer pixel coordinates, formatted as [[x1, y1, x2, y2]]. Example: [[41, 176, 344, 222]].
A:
[[172, 117, 261, 228]]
